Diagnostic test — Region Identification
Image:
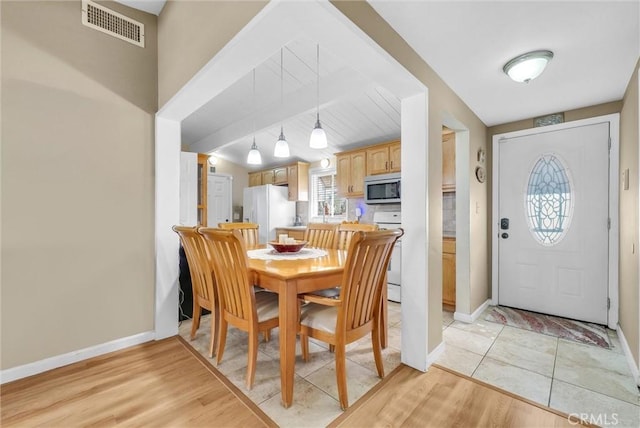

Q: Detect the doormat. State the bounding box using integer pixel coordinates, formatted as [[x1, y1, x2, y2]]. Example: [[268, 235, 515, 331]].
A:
[[485, 306, 611, 349]]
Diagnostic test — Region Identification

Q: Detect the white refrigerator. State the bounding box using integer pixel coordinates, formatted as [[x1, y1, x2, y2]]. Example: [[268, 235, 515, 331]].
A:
[[242, 184, 296, 244]]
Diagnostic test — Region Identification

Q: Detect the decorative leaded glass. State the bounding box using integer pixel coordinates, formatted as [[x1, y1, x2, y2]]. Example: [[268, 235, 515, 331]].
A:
[[525, 154, 573, 245]]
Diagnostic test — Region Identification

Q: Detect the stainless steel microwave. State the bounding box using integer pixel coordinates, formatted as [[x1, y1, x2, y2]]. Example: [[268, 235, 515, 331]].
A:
[[364, 173, 401, 204]]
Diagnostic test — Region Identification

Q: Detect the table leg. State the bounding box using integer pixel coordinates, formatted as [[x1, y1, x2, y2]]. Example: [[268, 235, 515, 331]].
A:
[[278, 279, 298, 408]]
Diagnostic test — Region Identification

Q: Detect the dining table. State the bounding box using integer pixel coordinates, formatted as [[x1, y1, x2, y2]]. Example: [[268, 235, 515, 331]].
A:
[[247, 245, 346, 408]]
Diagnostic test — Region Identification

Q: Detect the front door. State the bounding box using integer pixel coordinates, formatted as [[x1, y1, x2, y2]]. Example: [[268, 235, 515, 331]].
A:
[[497, 122, 610, 324]]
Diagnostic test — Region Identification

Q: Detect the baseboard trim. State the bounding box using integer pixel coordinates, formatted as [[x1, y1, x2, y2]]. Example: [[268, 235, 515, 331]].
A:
[[454, 299, 491, 324], [425, 341, 446, 368], [0, 331, 155, 384], [616, 325, 640, 387]]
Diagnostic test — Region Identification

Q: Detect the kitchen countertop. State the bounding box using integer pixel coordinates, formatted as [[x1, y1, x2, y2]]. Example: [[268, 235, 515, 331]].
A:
[[277, 226, 307, 230]]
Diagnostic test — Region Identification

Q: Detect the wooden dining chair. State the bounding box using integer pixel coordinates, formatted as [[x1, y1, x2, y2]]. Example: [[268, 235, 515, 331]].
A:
[[310, 223, 380, 300], [198, 227, 280, 389], [334, 222, 379, 250], [298, 228, 403, 410], [218, 222, 260, 246], [304, 222, 339, 248], [172, 226, 220, 358]]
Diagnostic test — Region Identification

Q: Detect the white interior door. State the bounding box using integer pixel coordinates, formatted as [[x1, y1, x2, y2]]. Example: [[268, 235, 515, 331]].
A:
[[498, 122, 610, 324], [207, 174, 232, 227]]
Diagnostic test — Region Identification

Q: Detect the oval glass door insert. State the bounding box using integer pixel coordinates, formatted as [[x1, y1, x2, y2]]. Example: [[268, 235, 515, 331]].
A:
[[525, 154, 574, 245]]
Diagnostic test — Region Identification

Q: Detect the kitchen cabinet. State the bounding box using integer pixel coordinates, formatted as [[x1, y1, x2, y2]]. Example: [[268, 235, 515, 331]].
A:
[[261, 167, 287, 185], [248, 172, 262, 187], [197, 153, 209, 226], [275, 227, 306, 241], [442, 237, 456, 310], [247, 162, 309, 201], [336, 150, 366, 197], [287, 162, 309, 201], [366, 140, 401, 175], [443, 130, 456, 192]]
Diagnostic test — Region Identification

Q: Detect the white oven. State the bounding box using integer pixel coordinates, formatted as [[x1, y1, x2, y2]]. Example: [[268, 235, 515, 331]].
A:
[[373, 211, 402, 303]]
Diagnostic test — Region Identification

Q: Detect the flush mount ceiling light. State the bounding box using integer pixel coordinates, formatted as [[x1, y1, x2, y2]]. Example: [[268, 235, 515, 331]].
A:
[[503, 50, 554, 83], [274, 48, 290, 158], [247, 68, 262, 165], [309, 43, 328, 149]]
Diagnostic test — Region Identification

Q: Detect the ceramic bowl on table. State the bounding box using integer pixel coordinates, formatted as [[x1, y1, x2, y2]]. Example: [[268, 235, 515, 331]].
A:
[[269, 241, 308, 253]]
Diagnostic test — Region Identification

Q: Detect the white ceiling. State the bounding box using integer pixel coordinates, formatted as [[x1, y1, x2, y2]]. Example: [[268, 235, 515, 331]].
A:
[[117, 0, 639, 168]]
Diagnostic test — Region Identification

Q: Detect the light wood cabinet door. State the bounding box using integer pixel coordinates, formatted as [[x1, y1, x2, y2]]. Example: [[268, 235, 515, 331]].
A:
[[273, 167, 288, 185], [443, 132, 456, 192], [336, 150, 366, 197], [389, 141, 401, 172], [442, 238, 456, 310], [262, 170, 275, 185], [366, 146, 390, 175], [350, 151, 366, 196], [287, 162, 309, 201], [336, 153, 352, 197], [248, 172, 262, 187]]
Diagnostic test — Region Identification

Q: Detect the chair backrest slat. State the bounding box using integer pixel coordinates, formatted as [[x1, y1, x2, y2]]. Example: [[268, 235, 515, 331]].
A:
[[335, 223, 379, 250], [172, 226, 215, 305], [337, 229, 403, 334], [218, 222, 260, 247], [304, 223, 339, 248], [199, 227, 256, 324]]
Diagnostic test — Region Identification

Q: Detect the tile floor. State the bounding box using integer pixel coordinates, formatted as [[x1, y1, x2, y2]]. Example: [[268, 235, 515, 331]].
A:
[[178, 301, 403, 428], [179, 303, 640, 428], [438, 307, 640, 428]]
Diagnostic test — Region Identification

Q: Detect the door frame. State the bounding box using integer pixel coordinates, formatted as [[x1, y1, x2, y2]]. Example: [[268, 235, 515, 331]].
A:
[[491, 114, 620, 329]]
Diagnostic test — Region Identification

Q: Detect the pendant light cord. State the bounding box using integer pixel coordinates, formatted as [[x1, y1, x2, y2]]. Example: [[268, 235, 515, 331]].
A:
[[316, 43, 320, 121], [253, 68, 256, 145], [281, 48, 284, 133]]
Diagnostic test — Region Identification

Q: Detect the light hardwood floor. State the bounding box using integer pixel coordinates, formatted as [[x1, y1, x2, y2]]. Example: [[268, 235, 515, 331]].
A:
[[1, 337, 276, 427], [330, 364, 590, 428], [2, 338, 591, 428]]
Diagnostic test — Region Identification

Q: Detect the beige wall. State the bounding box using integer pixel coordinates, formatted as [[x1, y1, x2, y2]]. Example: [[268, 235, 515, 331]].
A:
[[488, 101, 622, 136], [619, 60, 639, 368], [158, 0, 267, 107], [1, 1, 157, 369]]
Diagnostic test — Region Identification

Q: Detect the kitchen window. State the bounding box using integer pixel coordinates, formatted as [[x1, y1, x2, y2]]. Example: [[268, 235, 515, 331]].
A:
[[309, 168, 347, 221]]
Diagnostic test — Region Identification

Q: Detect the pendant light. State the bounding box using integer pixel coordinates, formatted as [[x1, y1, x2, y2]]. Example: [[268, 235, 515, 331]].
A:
[[247, 68, 262, 165], [274, 48, 290, 158], [309, 43, 327, 149]]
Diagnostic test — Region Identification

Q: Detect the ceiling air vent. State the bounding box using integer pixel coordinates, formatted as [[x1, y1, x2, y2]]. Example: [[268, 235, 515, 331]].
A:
[[82, 0, 144, 48]]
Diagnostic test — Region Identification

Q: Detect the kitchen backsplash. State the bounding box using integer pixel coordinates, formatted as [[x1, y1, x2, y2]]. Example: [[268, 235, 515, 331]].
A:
[[443, 192, 456, 236]]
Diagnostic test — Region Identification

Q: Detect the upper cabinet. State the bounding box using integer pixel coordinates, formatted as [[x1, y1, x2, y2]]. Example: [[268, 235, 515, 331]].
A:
[[247, 162, 309, 201], [442, 129, 456, 192], [287, 162, 309, 201], [336, 150, 366, 197], [366, 140, 401, 175], [248, 171, 262, 187], [261, 167, 288, 185]]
